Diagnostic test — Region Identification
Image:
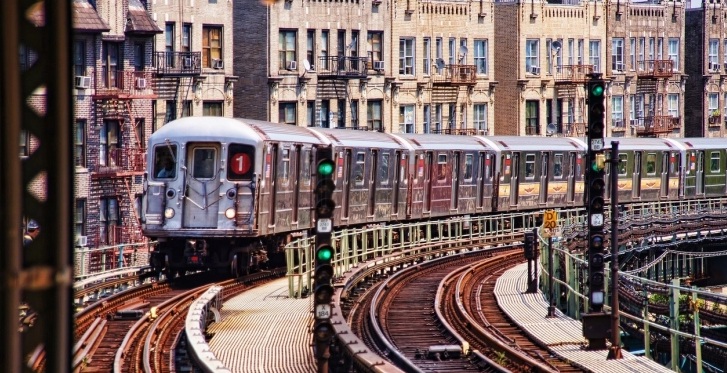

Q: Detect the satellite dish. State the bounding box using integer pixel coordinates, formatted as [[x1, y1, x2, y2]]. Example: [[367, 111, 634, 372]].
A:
[[436, 58, 446, 70], [459, 45, 468, 63], [551, 40, 562, 52], [303, 59, 311, 72], [546, 123, 557, 135]]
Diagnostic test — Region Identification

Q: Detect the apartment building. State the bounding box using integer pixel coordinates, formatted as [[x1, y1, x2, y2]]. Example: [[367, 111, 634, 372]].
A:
[[607, 0, 685, 138], [152, 0, 237, 123], [234, 0, 496, 135], [685, 2, 727, 137], [494, 0, 607, 136]]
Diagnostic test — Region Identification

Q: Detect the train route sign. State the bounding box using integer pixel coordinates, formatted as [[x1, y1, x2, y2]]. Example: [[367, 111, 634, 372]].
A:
[[543, 209, 557, 229]]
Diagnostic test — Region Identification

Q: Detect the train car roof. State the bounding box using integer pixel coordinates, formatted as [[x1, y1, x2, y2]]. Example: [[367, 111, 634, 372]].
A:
[[150, 117, 262, 145], [394, 133, 493, 151], [600, 137, 681, 151], [482, 136, 585, 152], [240, 118, 330, 145], [311, 128, 407, 150], [669, 138, 727, 150]]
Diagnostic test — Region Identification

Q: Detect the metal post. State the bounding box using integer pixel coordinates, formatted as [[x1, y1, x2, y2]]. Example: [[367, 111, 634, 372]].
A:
[[547, 236, 556, 317], [607, 141, 622, 359]]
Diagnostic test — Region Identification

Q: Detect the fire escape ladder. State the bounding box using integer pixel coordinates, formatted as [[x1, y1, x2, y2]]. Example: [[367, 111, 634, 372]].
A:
[[123, 177, 143, 243]]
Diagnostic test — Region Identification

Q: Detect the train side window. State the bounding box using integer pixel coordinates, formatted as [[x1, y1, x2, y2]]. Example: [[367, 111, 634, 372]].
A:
[[646, 153, 656, 175], [280, 149, 290, 184], [554, 154, 563, 178], [437, 154, 447, 181], [193, 148, 216, 179], [710, 151, 720, 172], [525, 154, 535, 179], [464, 154, 473, 181], [154, 145, 177, 179], [618, 154, 628, 175], [380, 153, 390, 185], [354, 152, 365, 185], [227, 143, 255, 181]]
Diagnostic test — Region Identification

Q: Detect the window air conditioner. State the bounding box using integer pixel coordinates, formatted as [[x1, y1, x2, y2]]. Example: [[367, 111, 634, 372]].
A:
[[75, 76, 91, 89], [709, 62, 718, 72], [529, 65, 540, 75], [135, 77, 147, 89], [76, 235, 88, 247], [213, 59, 224, 69], [373, 61, 385, 71], [287, 60, 297, 70]]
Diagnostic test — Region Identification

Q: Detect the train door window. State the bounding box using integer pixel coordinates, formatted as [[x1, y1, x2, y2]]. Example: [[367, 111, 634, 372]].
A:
[[525, 154, 536, 179], [227, 143, 255, 180], [464, 154, 474, 181], [554, 154, 563, 178], [301, 148, 311, 187], [280, 148, 290, 185], [400, 154, 407, 183], [437, 154, 448, 181], [354, 152, 365, 185], [646, 153, 656, 176], [193, 148, 217, 179], [501, 154, 509, 180], [618, 154, 628, 175], [669, 152, 679, 176], [710, 151, 720, 172], [154, 144, 178, 179], [380, 153, 390, 185], [485, 154, 493, 179]]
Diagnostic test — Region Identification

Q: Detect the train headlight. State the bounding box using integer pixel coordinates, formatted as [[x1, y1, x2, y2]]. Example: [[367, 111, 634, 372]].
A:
[[225, 208, 236, 219], [164, 208, 175, 219]]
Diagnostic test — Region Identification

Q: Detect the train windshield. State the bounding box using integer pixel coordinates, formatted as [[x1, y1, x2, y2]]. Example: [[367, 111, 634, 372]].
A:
[[154, 145, 177, 179]]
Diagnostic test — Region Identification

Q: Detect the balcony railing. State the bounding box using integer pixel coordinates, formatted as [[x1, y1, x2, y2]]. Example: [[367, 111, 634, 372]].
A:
[[154, 52, 202, 76], [634, 116, 679, 136], [636, 60, 674, 78], [432, 64, 477, 85], [554, 65, 593, 84], [430, 128, 482, 135], [94, 148, 145, 176], [334, 125, 385, 132], [317, 56, 369, 79], [563, 122, 586, 136], [90, 70, 156, 98]]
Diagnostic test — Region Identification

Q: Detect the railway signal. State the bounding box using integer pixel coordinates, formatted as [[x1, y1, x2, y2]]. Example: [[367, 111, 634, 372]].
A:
[[313, 146, 336, 370]]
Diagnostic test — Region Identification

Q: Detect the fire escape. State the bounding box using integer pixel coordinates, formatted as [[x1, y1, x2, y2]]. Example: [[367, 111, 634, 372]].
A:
[[634, 59, 678, 137], [431, 61, 477, 135], [554, 64, 593, 137], [315, 55, 370, 130], [153, 51, 203, 116], [92, 67, 157, 246]]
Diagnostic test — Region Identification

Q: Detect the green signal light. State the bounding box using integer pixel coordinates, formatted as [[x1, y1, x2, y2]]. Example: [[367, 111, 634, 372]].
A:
[[318, 160, 335, 176], [591, 84, 605, 97], [317, 246, 333, 261]]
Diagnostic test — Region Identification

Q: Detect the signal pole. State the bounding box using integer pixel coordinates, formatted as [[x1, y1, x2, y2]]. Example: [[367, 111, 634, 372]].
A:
[[313, 147, 336, 373], [582, 73, 611, 350], [607, 141, 623, 360]]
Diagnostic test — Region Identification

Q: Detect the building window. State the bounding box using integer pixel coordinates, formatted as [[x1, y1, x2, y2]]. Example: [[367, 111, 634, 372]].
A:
[[20, 130, 29, 157], [134, 42, 145, 71], [435, 37, 443, 74], [448, 103, 456, 129], [307, 101, 315, 127], [668, 94, 679, 118], [668, 38, 679, 71], [525, 39, 539, 74], [102, 42, 121, 88], [423, 37, 431, 75], [629, 38, 635, 70], [182, 100, 192, 117], [724, 39, 727, 70], [203, 101, 224, 116], [100, 120, 120, 167], [279, 30, 297, 70], [525, 100, 539, 135], [648, 37, 655, 61], [474, 104, 487, 134], [422, 105, 431, 133], [278, 101, 296, 125], [350, 100, 359, 128], [589, 40, 601, 73], [165, 100, 176, 123], [612, 38, 624, 72], [612, 96, 623, 128], [367, 32, 382, 69], [568, 39, 574, 65], [545, 38, 562, 74], [448, 37, 456, 65], [337, 99, 346, 128], [367, 100, 382, 131], [708, 93, 719, 119], [99, 197, 119, 245], [657, 37, 663, 60], [134, 119, 145, 150], [399, 38, 415, 75], [165, 23, 175, 67], [577, 39, 584, 64], [337, 30, 346, 59], [320, 100, 330, 128], [709, 39, 719, 70], [73, 40, 85, 77], [75, 120, 86, 167], [307, 30, 315, 69], [321, 30, 330, 70], [202, 26, 223, 68], [75, 199, 86, 238], [182, 24, 192, 52], [474, 39, 488, 74], [350, 30, 359, 67], [399, 105, 415, 133], [434, 104, 442, 132]]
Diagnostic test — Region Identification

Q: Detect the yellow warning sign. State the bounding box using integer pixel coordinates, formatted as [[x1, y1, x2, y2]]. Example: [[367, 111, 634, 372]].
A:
[[543, 209, 558, 229]]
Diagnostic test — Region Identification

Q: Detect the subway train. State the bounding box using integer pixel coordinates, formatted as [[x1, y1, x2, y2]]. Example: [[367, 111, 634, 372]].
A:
[[140, 116, 727, 277]]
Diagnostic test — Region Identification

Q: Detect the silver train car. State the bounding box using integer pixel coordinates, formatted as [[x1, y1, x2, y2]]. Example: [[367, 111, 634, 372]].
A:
[[141, 117, 727, 277]]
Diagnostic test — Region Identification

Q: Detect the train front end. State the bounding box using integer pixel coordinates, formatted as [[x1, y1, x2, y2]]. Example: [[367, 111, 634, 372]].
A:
[[141, 117, 263, 277]]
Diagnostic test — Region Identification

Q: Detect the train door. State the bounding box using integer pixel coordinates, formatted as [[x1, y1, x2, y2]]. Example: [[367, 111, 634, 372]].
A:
[[660, 152, 669, 198], [510, 153, 520, 206], [567, 152, 576, 203], [424, 151, 433, 212], [369, 150, 378, 217], [183, 144, 221, 228], [477, 152, 485, 209], [292, 145, 302, 222], [696, 151, 705, 195], [632, 151, 641, 199], [342, 149, 351, 219], [539, 152, 549, 205], [451, 152, 460, 210], [393, 151, 401, 215]]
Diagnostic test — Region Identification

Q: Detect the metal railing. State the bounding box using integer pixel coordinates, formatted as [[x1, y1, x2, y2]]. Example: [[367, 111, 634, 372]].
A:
[[92, 70, 156, 98], [636, 59, 675, 78], [554, 64, 594, 84], [316, 56, 369, 78], [432, 64, 477, 85], [634, 115, 679, 136], [153, 51, 202, 76]]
